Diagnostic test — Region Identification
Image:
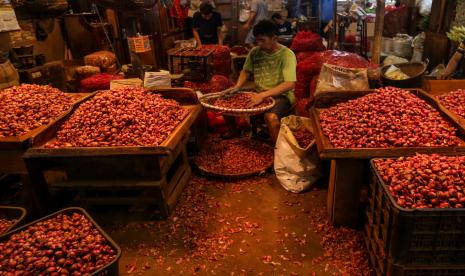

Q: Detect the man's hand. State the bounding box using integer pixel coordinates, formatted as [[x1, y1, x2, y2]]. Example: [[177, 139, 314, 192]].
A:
[[247, 93, 264, 108], [196, 43, 203, 49]]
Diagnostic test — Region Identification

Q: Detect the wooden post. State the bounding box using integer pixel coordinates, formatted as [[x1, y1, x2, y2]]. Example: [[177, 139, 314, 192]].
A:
[[371, 0, 385, 64]]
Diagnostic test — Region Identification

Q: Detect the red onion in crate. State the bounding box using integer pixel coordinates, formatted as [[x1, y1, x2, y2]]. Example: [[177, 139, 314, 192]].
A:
[[0, 213, 117, 274], [374, 154, 465, 209], [46, 87, 188, 148], [0, 84, 73, 138], [319, 87, 462, 148]]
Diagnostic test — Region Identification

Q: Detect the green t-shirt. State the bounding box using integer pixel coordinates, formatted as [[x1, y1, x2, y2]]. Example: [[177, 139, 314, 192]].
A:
[[243, 45, 297, 104]]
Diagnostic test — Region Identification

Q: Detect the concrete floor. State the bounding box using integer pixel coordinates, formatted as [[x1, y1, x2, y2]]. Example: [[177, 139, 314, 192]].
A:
[[99, 173, 370, 275]]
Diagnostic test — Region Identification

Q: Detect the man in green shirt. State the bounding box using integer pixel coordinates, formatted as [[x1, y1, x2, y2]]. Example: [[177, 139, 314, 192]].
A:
[[233, 20, 297, 143]]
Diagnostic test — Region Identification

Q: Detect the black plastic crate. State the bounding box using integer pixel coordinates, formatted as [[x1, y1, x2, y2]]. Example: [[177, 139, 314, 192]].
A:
[[386, 262, 465, 276], [0, 206, 27, 235], [0, 207, 121, 275], [366, 158, 465, 268]]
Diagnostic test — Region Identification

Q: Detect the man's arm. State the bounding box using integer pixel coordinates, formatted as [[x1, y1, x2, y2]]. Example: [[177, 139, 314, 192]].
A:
[[247, 82, 295, 107], [440, 51, 463, 79], [244, 0, 257, 30], [234, 70, 250, 89], [243, 11, 257, 30], [217, 27, 223, 45], [193, 29, 203, 48]]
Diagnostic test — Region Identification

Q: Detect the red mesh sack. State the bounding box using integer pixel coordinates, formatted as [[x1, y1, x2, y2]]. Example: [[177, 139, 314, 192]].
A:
[[231, 46, 249, 56], [295, 70, 311, 99], [296, 52, 326, 76], [324, 50, 370, 68], [295, 98, 313, 117], [80, 73, 123, 92], [309, 74, 319, 101], [296, 51, 318, 62], [184, 75, 233, 94], [203, 45, 232, 77], [291, 31, 326, 53]]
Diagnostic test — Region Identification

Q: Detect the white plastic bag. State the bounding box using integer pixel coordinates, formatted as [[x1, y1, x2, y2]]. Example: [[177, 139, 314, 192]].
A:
[[314, 63, 369, 97], [144, 70, 171, 88], [416, 0, 432, 16], [274, 116, 322, 193]]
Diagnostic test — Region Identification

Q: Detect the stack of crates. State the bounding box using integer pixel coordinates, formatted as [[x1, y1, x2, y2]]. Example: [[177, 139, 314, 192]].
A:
[[365, 159, 465, 276], [168, 47, 214, 82]]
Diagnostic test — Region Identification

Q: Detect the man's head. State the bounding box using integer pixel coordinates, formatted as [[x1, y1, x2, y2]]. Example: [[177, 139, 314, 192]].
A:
[[252, 20, 279, 51], [200, 3, 214, 20], [271, 13, 284, 25]]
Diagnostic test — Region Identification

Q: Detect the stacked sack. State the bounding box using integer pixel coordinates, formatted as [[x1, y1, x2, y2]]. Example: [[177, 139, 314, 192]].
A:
[[294, 50, 378, 116], [291, 31, 326, 117], [184, 75, 234, 94], [202, 45, 232, 77]]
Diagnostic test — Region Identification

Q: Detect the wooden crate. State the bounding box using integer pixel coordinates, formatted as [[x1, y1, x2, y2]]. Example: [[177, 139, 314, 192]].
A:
[[422, 79, 465, 96], [23, 92, 202, 217], [0, 93, 93, 174], [311, 89, 465, 160], [311, 89, 465, 227]]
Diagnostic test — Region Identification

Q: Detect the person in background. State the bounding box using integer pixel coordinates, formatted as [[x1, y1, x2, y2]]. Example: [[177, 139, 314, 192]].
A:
[[271, 13, 293, 36], [192, 2, 223, 47], [232, 20, 297, 144], [243, 0, 268, 47], [439, 41, 465, 79]]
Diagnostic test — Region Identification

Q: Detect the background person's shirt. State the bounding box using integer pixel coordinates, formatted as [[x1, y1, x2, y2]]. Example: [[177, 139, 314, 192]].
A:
[[243, 45, 297, 104], [277, 21, 292, 36], [193, 11, 223, 44], [250, 0, 268, 26]]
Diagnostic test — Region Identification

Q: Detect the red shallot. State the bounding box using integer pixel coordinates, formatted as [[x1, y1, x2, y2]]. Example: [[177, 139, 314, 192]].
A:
[[438, 89, 465, 119], [374, 154, 465, 209], [212, 93, 272, 109], [195, 137, 273, 175], [0, 212, 117, 274], [292, 127, 315, 148], [0, 219, 14, 235], [0, 84, 73, 138], [319, 87, 462, 148], [46, 87, 189, 148]]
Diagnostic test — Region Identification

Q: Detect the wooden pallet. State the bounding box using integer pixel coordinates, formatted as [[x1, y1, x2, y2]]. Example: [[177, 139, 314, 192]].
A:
[[311, 89, 465, 227]]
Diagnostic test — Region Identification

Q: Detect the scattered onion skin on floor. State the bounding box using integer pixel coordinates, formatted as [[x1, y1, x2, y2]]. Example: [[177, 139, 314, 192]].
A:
[[112, 174, 371, 275]]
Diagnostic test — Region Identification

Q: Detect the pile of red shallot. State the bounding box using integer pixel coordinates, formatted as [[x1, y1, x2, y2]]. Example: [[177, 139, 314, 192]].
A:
[[0, 84, 73, 138], [319, 87, 462, 148], [437, 89, 465, 119], [374, 154, 465, 209], [0, 212, 117, 274], [292, 127, 315, 148], [195, 137, 274, 175], [212, 93, 272, 109], [46, 87, 189, 148], [0, 219, 14, 234]]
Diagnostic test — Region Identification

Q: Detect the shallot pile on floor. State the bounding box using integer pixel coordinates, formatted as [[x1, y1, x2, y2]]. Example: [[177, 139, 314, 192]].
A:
[[104, 174, 371, 275]]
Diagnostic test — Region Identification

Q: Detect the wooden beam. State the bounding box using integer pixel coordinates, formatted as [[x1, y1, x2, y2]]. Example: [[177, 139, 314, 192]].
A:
[[372, 0, 385, 64]]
